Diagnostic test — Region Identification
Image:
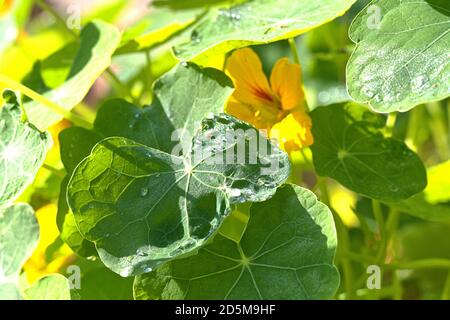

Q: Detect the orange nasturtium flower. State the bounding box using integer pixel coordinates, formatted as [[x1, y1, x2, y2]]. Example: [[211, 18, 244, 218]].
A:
[[225, 48, 313, 153]]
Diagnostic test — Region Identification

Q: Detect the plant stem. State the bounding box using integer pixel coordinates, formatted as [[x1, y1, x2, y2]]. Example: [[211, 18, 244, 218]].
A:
[[42, 163, 65, 177], [288, 38, 301, 65], [384, 259, 450, 270], [105, 68, 140, 105], [441, 271, 450, 300], [35, 0, 78, 40], [0, 75, 92, 128], [385, 112, 397, 137], [405, 106, 422, 151], [427, 102, 450, 161], [372, 200, 387, 264]]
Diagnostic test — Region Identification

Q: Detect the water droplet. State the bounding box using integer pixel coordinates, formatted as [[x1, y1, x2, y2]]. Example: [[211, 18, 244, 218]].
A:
[[134, 113, 140, 119], [87, 256, 97, 261], [143, 266, 153, 273], [119, 267, 132, 277], [228, 188, 241, 197], [390, 185, 399, 192], [136, 249, 147, 257], [181, 61, 188, 67], [140, 187, 149, 197]]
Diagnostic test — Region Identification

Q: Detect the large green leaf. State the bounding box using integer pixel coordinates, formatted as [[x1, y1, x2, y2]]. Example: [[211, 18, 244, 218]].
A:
[[0, 90, 52, 207], [0, 203, 39, 300], [310, 102, 427, 201], [24, 274, 71, 300], [67, 114, 290, 277], [134, 184, 339, 300], [24, 20, 120, 130], [57, 63, 233, 256], [347, 0, 450, 112], [174, 0, 356, 63]]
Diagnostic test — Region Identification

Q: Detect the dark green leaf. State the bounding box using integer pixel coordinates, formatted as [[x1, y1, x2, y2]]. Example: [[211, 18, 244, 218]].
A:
[[310, 102, 427, 201], [134, 184, 339, 300], [67, 114, 290, 276]]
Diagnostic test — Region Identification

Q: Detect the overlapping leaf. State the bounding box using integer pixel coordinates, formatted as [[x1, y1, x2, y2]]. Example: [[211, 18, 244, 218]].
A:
[[0, 203, 39, 300], [0, 90, 52, 207], [23, 20, 120, 130], [134, 184, 339, 300], [310, 102, 427, 201], [67, 114, 290, 276], [58, 63, 234, 256], [174, 0, 356, 63], [347, 0, 450, 112]]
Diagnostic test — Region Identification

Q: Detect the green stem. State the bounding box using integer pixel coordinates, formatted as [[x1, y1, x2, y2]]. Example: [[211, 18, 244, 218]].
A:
[[427, 102, 450, 161], [42, 163, 65, 177], [441, 271, 450, 300], [405, 106, 422, 151], [372, 200, 387, 264], [385, 112, 397, 138], [384, 259, 450, 270], [0, 75, 92, 128], [35, 0, 78, 40], [105, 69, 139, 105], [288, 38, 301, 65]]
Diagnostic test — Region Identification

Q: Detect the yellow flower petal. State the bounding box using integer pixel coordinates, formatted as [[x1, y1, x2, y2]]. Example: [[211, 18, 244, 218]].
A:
[[270, 111, 313, 153], [226, 48, 276, 108], [270, 58, 305, 111]]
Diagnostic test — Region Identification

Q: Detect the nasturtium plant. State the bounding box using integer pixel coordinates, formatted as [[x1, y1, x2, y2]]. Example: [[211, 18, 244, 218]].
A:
[[67, 114, 290, 276], [0, 90, 52, 207], [174, 0, 357, 63], [310, 102, 427, 201], [347, 0, 450, 112], [0, 0, 448, 302], [134, 184, 339, 300]]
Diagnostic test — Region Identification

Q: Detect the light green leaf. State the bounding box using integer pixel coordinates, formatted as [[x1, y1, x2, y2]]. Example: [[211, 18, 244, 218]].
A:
[[174, 0, 356, 63], [67, 114, 290, 276], [0, 203, 39, 300], [116, 8, 205, 55], [134, 184, 339, 300], [310, 102, 427, 201], [347, 0, 450, 112], [24, 274, 71, 300], [24, 20, 120, 130], [0, 90, 52, 207]]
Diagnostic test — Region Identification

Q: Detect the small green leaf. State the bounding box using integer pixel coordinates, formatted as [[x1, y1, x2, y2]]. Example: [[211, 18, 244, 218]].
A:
[[174, 0, 356, 63], [347, 0, 450, 112], [67, 114, 290, 276], [134, 184, 339, 300], [0, 203, 39, 300], [310, 102, 427, 201], [0, 90, 52, 207], [24, 274, 71, 300], [24, 20, 121, 130]]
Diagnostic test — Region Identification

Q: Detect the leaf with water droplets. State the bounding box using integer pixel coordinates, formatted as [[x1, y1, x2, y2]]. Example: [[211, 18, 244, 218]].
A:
[[134, 184, 339, 300], [310, 102, 427, 201], [67, 114, 290, 276], [0, 90, 52, 207], [0, 203, 39, 299], [57, 63, 233, 257], [174, 0, 356, 63], [347, 0, 450, 112]]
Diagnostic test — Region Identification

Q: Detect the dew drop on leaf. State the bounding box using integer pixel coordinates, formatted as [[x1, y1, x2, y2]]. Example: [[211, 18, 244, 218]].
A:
[[140, 188, 149, 197]]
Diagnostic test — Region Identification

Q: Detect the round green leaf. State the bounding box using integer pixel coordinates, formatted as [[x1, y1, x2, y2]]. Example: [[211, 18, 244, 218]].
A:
[[134, 184, 339, 300], [67, 114, 290, 276], [347, 0, 450, 112], [24, 274, 71, 300], [0, 90, 52, 207], [310, 102, 427, 201]]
